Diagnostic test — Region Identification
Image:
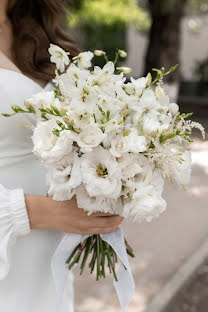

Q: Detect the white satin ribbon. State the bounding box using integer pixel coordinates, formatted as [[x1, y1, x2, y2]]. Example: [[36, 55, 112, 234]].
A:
[[51, 229, 135, 312]]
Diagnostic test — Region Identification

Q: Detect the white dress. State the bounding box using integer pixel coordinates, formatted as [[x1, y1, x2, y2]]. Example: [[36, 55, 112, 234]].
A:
[[0, 69, 72, 312]]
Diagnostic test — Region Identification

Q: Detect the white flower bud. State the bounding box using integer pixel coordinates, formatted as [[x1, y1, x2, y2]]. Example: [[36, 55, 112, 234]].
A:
[[117, 67, 132, 74], [94, 50, 106, 56], [123, 83, 135, 95], [169, 103, 179, 115], [118, 50, 127, 58]]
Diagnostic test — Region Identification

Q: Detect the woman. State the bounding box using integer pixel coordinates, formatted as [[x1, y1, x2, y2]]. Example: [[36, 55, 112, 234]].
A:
[[0, 0, 123, 311]]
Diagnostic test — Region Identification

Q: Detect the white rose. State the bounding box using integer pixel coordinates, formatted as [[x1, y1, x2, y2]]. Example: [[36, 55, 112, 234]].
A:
[[142, 115, 169, 136], [118, 153, 143, 179], [77, 125, 106, 153], [32, 119, 77, 162], [80, 146, 122, 199], [32, 119, 58, 160], [110, 134, 129, 157], [127, 130, 147, 153], [123, 190, 167, 222]]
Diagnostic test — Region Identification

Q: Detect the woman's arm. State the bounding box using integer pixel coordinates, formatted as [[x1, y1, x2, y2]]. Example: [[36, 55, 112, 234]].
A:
[[25, 195, 123, 235]]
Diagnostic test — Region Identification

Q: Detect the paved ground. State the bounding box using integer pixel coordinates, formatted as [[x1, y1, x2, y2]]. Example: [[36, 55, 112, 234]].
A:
[[74, 120, 208, 312], [165, 257, 208, 312]]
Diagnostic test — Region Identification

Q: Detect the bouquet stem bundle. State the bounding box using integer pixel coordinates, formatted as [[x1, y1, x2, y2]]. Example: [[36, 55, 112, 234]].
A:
[[66, 235, 135, 281]]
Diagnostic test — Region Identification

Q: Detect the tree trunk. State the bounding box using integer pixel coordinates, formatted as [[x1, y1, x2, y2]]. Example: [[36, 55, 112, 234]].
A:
[[144, 0, 187, 84]]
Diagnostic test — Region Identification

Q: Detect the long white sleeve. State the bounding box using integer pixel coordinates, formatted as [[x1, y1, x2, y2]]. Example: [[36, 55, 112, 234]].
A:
[[0, 184, 31, 280]]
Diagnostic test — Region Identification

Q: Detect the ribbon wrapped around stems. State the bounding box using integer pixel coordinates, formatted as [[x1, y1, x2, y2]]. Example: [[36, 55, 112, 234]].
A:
[[51, 228, 135, 312]]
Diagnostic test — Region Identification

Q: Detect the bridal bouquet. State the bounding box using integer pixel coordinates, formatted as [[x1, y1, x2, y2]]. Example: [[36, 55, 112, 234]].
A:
[[2, 45, 205, 298]]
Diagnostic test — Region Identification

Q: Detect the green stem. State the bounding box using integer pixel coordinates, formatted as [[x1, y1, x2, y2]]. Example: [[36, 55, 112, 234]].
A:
[[96, 235, 100, 281], [104, 242, 118, 282], [66, 243, 81, 265], [80, 237, 92, 275], [99, 236, 105, 278]]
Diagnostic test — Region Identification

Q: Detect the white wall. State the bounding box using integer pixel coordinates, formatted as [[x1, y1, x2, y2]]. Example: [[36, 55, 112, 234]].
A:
[[126, 16, 208, 80]]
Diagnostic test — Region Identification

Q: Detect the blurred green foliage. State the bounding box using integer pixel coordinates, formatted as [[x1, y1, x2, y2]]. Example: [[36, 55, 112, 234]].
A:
[[67, 0, 150, 30], [189, 0, 208, 14], [67, 0, 150, 65]]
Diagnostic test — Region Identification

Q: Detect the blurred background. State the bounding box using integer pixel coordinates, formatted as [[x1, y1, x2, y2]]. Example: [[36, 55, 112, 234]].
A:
[[66, 1, 208, 311]]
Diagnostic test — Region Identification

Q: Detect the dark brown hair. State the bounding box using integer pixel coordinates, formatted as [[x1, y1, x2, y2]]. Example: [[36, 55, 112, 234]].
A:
[[7, 0, 79, 82]]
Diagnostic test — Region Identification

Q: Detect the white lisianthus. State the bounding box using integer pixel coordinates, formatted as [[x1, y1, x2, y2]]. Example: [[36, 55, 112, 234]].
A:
[[73, 51, 94, 69], [77, 124, 106, 153], [47, 153, 81, 201], [80, 146, 122, 199], [48, 44, 70, 73], [169, 103, 179, 115], [76, 184, 123, 215]]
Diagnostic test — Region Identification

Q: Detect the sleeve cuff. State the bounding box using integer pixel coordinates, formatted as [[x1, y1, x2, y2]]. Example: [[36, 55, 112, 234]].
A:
[[10, 188, 31, 238]]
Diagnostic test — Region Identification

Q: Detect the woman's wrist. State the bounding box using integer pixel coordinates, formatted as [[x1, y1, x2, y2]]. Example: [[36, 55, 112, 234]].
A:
[[25, 194, 54, 230]]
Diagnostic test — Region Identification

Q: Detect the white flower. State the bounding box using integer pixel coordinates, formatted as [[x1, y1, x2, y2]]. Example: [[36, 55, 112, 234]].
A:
[[110, 131, 147, 157], [77, 124, 106, 153], [32, 119, 77, 162], [47, 153, 81, 201], [73, 51, 94, 69], [127, 130, 147, 153], [118, 50, 127, 58], [80, 146, 122, 199], [69, 84, 98, 114], [117, 67, 132, 74], [169, 103, 179, 115], [60, 63, 90, 94], [118, 153, 143, 179], [94, 50, 106, 56], [142, 115, 170, 136], [131, 76, 148, 97], [49, 44, 70, 73], [76, 184, 123, 215], [24, 91, 60, 119], [123, 190, 167, 222], [110, 135, 129, 157]]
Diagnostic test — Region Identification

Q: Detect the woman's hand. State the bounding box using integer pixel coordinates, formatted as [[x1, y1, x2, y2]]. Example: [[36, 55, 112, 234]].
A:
[[25, 194, 123, 234]]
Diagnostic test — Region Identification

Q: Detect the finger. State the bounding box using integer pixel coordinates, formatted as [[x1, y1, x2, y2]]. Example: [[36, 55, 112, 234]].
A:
[[86, 215, 123, 229], [91, 212, 116, 217], [90, 226, 119, 235]]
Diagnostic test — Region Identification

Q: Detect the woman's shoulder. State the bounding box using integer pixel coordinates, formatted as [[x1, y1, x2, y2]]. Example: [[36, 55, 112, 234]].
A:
[[0, 50, 21, 73]]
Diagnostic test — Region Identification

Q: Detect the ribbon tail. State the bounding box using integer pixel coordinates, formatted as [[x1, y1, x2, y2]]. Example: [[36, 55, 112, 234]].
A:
[[51, 233, 89, 312], [101, 229, 135, 312]]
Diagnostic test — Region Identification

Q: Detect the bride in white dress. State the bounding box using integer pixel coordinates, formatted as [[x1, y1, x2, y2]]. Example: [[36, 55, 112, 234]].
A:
[[0, 1, 123, 311]]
